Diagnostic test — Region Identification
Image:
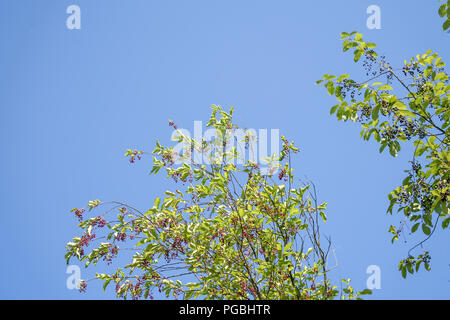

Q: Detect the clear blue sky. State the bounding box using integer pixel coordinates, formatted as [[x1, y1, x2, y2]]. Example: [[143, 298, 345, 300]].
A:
[[0, 0, 448, 299]]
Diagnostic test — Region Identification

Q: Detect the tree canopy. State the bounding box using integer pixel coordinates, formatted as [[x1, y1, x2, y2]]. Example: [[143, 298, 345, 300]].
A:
[[66, 106, 371, 299], [317, 7, 449, 277]]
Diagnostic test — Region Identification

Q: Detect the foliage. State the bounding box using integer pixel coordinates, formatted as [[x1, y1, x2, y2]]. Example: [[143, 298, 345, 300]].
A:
[[317, 30, 449, 277], [438, 0, 450, 31], [65, 106, 369, 299]]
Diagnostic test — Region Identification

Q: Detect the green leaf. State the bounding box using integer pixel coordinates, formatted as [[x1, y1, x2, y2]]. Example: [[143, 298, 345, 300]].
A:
[[438, 4, 447, 17], [320, 211, 327, 222], [153, 197, 161, 209], [354, 49, 363, 62], [359, 289, 372, 295], [337, 74, 350, 82], [389, 142, 398, 157], [323, 74, 336, 80], [374, 130, 380, 142], [103, 279, 111, 291], [340, 32, 350, 39], [397, 110, 416, 118], [185, 290, 195, 299], [379, 142, 387, 153], [330, 104, 339, 115], [326, 82, 335, 95], [444, 19, 450, 31], [442, 217, 450, 229], [393, 101, 407, 110], [421, 224, 431, 236], [378, 84, 393, 91], [414, 146, 427, 157], [406, 263, 414, 274], [371, 105, 380, 120]]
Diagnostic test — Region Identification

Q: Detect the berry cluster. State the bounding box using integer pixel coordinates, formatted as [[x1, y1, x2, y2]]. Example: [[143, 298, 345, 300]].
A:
[[396, 160, 433, 213], [79, 280, 87, 293], [339, 80, 361, 100], [362, 50, 378, 77], [278, 169, 288, 181], [239, 280, 249, 296], [171, 235, 185, 251], [115, 232, 127, 242], [79, 232, 96, 248], [397, 116, 426, 140], [171, 170, 193, 183], [358, 105, 373, 122], [381, 125, 400, 142], [128, 150, 143, 163], [401, 62, 423, 78], [421, 252, 431, 264], [74, 208, 85, 222], [163, 249, 179, 263], [131, 219, 143, 235], [108, 245, 119, 263], [161, 151, 175, 166], [380, 55, 394, 84], [92, 216, 106, 228], [168, 120, 178, 130]]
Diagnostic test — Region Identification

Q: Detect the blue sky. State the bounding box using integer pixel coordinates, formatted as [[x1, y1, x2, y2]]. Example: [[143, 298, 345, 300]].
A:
[[0, 0, 448, 299]]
